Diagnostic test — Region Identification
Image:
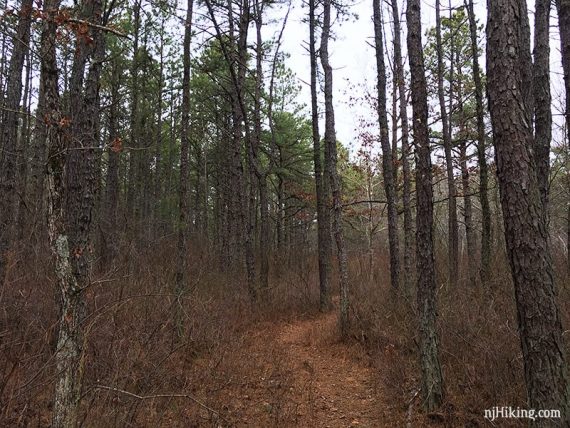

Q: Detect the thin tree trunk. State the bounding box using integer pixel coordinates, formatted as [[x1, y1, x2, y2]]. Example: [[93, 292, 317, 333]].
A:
[[435, 0, 459, 286], [16, 49, 33, 240], [459, 141, 475, 285], [391, 0, 414, 291], [175, 0, 194, 335], [154, 19, 165, 234], [373, 0, 400, 291], [557, 0, 570, 233], [321, 0, 349, 335], [126, 0, 141, 223], [101, 60, 121, 269], [466, 0, 491, 284], [456, 52, 475, 285], [559, 0, 570, 126], [0, 0, 33, 285], [407, 0, 444, 411], [487, 0, 570, 418], [253, 0, 269, 293], [310, 0, 332, 311]]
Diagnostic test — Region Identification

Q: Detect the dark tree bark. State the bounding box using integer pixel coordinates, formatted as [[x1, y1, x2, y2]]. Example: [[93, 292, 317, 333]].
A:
[[456, 56, 476, 285], [16, 49, 33, 240], [126, 0, 141, 223], [37, 0, 85, 425], [558, 0, 570, 276], [253, 0, 270, 293], [65, 0, 105, 294], [406, 0, 444, 411], [320, 0, 349, 334], [559, 0, 570, 140], [101, 60, 122, 268], [310, 0, 333, 311], [52, 0, 108, 424], [153, 20, 165, 232], [390, 0, 414, 291], [466, 0, 491, 284], [373, 0, 400, 291], [175, 0, 194, 334], [0, 0, 33, 285], [487, 0, 570, 419], [533, 0, 552, 212], [435, 0, 459, 286]]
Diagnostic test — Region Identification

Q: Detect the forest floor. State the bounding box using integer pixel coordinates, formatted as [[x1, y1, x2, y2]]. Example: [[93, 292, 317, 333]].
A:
[[214, 306, 401, 427]]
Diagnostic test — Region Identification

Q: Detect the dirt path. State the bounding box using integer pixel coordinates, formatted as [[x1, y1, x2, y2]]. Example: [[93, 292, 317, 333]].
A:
[[225, 310, 389, 427]]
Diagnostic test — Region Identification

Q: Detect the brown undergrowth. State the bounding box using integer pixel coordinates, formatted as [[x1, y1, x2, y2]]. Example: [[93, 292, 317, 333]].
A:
[[1, 239, 569, 426], [351, 248, 570, 427]]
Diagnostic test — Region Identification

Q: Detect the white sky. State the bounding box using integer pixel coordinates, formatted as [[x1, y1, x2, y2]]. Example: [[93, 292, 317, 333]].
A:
[[258, 0, 565, 155]]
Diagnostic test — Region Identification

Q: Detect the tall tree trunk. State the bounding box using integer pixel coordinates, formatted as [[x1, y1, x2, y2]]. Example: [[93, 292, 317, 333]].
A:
[[321, 0, 349, 335], [391, 0, 413, 291], [126, 0, 141, 224], [101, 60, 121, 269], [487, 0, 570, 418], [175, 0, 194, 335], [65, 0, 104, 296], [533, 0, 552, 216], [456, 54, 475, 285], [310, 0, 333, 311], [407, 0, 444, 411], [0, 0, 33, 286], [435, 0, 459, 286], [373, 0, 400, 291], [154, 19, 165, 234], [53, 0, 107, 424], [38, 0, 83, 425], [253, 0, 269, 293], [459, 141, 475, 285], [466, 0, 491, 284], [558, 0, 570, 277], [16, 49, 33, 240], [558, 0, 570, 140]]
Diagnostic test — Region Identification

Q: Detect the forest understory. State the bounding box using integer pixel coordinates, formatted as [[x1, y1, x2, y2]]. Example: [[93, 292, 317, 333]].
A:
[[2, 239, 568, 427]]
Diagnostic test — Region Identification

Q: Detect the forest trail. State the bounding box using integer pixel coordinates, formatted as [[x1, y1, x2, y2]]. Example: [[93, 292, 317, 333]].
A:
[[224, 309, 391, 427]]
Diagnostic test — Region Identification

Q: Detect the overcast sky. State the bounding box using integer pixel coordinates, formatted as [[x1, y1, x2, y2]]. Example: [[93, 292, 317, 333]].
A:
[[257, 0, 565, 156]]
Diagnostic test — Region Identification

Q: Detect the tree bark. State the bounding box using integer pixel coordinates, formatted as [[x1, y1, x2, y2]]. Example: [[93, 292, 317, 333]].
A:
[[486, 0, 570, 419], [16, 49, 33, 240], [126, 0, 141, 224], [373, 0, 400, 291], [558, 0, 570, 277], [321, 0, 349, 335], [0, 0, 33, 285], [435, 0, 459, 286], [466, 0, 491, 284], [175, 0, 194, 335], [65, 0, 105, 293], [101, 60, 121, 269], [533, 0, 552, 213], [406, 0, 444, 411], [37, 0, 85, 426], [459, 141, 475, 285], [253, 0, 269, 293], [310, 0, 333, 311], [390, 0, 414, 291]]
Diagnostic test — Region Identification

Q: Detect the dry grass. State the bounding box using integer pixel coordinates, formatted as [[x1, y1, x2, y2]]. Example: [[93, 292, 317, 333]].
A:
[[0, 239, 320, 427], [1, 237, 568, 426], [350, 246, 570, 427]]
